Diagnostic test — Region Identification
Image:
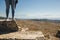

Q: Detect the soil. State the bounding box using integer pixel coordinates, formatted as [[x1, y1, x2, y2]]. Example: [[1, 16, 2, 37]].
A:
[[0, 20, 60, 40]]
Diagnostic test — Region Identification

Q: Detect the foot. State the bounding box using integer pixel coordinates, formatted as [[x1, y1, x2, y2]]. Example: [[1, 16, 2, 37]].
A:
[[6, 18, 11, 21], [6, 18, 13, 21]]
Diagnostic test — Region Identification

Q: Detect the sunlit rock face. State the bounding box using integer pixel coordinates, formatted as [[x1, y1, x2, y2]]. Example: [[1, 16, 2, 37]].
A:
[[0, 20, 18, 34]]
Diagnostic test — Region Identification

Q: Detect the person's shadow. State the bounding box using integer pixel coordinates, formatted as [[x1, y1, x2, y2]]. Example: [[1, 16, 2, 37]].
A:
[[0, 20, 18, 34]]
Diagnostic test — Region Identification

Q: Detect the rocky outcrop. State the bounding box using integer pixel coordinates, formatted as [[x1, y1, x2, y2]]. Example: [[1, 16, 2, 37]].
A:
[[0, 20, 18, 34], [56, 29, 60, 38], [0, 31, 44, 40]]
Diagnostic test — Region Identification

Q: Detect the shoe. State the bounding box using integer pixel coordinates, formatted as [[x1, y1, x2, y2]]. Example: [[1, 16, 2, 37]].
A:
[[6, 18, 11, 21]]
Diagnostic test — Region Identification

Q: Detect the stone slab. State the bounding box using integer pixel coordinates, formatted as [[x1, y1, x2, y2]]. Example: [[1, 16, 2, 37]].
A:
[[0, 31, 44, 40]]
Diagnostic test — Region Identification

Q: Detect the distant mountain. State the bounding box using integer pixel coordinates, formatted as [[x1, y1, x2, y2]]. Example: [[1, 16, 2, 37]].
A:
[[30, 19, 60, 23], [7, 18, 60, 23]]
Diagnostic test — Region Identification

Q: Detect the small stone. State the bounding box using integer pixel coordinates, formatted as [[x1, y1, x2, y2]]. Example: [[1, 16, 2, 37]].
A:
[[56, 29, 60, 38], [36, 37, 45, 40]]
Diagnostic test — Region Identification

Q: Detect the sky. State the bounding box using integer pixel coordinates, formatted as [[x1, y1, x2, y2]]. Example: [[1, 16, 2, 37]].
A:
[[0, 0, 60, 19]]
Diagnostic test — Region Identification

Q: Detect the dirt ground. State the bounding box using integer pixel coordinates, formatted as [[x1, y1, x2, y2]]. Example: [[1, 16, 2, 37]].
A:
[[16, 20, 60, 40], [0, 20, 60, 40]]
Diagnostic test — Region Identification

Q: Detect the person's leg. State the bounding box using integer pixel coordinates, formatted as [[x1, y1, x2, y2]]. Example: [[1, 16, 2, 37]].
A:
[[5, 0, 10, 19], [11, 0, 15, 20], [11, 4, 15, 20], [6, 6, 10, 19]]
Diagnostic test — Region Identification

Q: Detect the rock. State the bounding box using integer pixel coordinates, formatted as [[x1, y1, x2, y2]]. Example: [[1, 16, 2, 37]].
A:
[[56, 29, 60, 38], [0, 31, 44, 40], [18, 26, 22, 31], [36, 37, 45, 40], [21, 27, 29, 32], [0, 20, 18, 34]]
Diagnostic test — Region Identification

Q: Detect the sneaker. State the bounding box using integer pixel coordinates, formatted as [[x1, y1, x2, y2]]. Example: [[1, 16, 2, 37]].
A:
[[6, 18, 11, 21]]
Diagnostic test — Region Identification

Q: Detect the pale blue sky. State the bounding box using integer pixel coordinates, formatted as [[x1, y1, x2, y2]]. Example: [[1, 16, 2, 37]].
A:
[[0, 0, 60, 19]]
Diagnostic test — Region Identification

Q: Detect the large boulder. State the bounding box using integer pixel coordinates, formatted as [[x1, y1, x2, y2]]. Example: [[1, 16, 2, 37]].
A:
[[56, 29, 60, 38], [0, 20, 18, 34]]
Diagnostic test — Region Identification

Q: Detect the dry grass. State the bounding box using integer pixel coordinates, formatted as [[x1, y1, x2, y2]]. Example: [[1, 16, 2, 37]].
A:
[[16, 20, 60, 40]]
